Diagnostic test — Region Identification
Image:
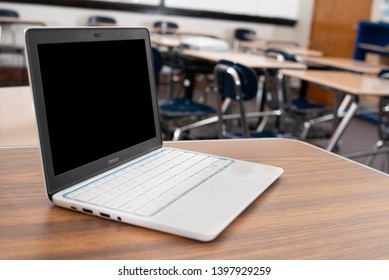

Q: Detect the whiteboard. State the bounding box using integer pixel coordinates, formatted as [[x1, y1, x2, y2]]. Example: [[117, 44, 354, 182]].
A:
[[104, 0, 161, 5], [165, 0, 300, 20]]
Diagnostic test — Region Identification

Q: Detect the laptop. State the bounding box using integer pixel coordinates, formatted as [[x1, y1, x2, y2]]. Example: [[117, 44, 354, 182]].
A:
[[25, 27, 283, 242]]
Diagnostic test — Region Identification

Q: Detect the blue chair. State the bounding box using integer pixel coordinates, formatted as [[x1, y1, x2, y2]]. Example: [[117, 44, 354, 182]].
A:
[[213, 60, 285, 138], [152, 47, 218, 140], [365, 70, 389, 170], [88, 15, 117, 26], [264, 48, 332, 138], [233, 28, 256, 51], [153, 21, 179, 34], [152, 46, 164, 87], [0, 8, 25, 66], [0, 8, 19, 18]]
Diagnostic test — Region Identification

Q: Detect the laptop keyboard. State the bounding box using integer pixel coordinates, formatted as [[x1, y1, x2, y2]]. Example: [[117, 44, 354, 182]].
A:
[[65, 149, 233, 216]]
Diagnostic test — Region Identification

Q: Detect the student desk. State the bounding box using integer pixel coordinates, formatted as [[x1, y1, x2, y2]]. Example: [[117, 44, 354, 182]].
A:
[[1, 138, 389, 260], [302, 56, 387, 75], [0, 17, 46, 27], [279, 69, 389, 152], [238, 41, 324, 58], [182, 49, 307, 70], [180, 49, 306, 98]]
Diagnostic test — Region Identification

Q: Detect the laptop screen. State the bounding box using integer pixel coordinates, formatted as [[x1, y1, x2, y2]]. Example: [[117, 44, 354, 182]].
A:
[[37, 39, 156, 175], [26, 27, 162, 199]]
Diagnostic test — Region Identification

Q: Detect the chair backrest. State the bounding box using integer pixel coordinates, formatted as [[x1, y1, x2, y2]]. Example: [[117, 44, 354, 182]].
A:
[[264, 48, 297, 62], [214, 60, 259, 138], [378, 70, 389, 140], [88, 16, 116, 26], [234, 28, 256, 41], [215, 59, 258, 101], [0, 9, 19, 18], [153, 21, 179, 34], [233, 28, 256, 51], [151, 47, 164, 75]]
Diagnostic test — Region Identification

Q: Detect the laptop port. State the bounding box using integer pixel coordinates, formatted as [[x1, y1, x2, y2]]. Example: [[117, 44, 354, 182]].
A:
[[100, 212, 110, 218], [82, 208, 93, 214]]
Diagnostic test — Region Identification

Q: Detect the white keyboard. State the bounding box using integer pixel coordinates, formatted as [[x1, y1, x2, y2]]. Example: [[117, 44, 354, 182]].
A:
[[64, 149, 233, 216]]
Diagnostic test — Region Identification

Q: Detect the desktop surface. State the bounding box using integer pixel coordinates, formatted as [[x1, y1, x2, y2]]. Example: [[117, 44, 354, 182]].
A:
[[1, 138, 389, 259]]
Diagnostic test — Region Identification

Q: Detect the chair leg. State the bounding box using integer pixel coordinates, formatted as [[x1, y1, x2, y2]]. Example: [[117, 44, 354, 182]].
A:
[[365, 140, 385, 166], [300, 113, 334, 139], [172, 116, 220, 141]]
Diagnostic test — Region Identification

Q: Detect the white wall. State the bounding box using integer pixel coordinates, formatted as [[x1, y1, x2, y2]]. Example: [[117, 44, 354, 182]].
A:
[[1, 1, 315, 48], [371, 0, 389, 22]]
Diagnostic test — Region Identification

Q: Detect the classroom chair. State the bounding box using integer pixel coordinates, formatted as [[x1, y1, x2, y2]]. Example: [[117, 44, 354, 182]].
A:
[[265, 48, 332, 138], [213, 60, 285, 138], [152, 47, 218, 141], [365, 70, 389, 171], [0, 8, 19, 17], [88, 15, 117, 26], [153, 20, 179, 34], [0, 8, 25, 66], [233, 28, 256, 51]]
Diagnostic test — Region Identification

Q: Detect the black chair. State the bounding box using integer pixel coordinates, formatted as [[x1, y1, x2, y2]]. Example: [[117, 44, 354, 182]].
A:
[[364, 70, 389, 170], [88, 15, 117, 26], [265, 48, 332, 138], [0, 8, 25, 66], [213, 60, 285, 138], [152, 47, 218, 141], [153, 21, 179, 34], [0, 8, 19, 18], [233, 28, 256, 51]]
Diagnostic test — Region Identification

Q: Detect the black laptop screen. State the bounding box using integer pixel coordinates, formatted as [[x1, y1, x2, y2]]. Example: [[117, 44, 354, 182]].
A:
[[37, 39, 156, 176]]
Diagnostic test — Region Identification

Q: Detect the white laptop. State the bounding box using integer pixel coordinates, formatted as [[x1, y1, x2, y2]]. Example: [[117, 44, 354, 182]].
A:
[[25, 27, 283, 242]]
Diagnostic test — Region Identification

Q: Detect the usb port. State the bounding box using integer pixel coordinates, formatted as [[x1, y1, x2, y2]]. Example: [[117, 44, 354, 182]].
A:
[[82, 208, 93, 214], [100, 212, 110, 218]]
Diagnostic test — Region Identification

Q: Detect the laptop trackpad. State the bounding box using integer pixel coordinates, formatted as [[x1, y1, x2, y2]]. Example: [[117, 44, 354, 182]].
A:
[[192, 176, 259, 204]]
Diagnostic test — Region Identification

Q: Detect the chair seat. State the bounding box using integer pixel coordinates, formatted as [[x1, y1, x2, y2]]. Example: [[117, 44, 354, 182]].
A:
[[159, 98, 216, 118], [230, 129, 292, 138], [0, 45, 24, 54], [290, 97, 329, 114]]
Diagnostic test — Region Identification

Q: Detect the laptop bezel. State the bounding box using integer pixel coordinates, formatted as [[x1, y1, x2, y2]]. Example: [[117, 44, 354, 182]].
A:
[[25, 27, 162, 200]]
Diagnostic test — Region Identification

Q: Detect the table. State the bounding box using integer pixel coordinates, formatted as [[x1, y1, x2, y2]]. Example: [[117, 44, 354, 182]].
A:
[[239, 41, 324, 58], [245, 34, 304, 47], [0, 17, 46, 67], [151, 34, 181, 49], [279, 69, 389, 152], [1, 138, 389, 260], [0, 86, 37, 147], [182, 49, 307, 70], [303, 56, 387, 75], [1, 86, 389, 259], [0, 17, 46, 25], [180, 49, 306, 98]]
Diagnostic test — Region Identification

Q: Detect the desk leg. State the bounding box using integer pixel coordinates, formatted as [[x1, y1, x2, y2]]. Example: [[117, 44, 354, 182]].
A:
[[183, 71, 195, 99], [326, 94, 359, 152]]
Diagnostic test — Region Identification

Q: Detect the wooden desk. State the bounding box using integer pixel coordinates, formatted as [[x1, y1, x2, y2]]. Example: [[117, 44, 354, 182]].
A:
[[279, 70, 389, 151], [1, 138, 389, 260], [303, 56, 387, 75], [0, 17, 46, 25], [182, 49, 307, 70], [0, 86, 37, 147], [177, 49, 306, 99], [239, 41, 324, 58], [244, 35, 303, 47], [151, 34, 181, 48]]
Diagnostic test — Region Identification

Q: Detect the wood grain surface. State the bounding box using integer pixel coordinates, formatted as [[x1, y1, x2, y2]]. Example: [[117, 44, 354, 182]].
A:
[[1, 138, 389, 260]]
